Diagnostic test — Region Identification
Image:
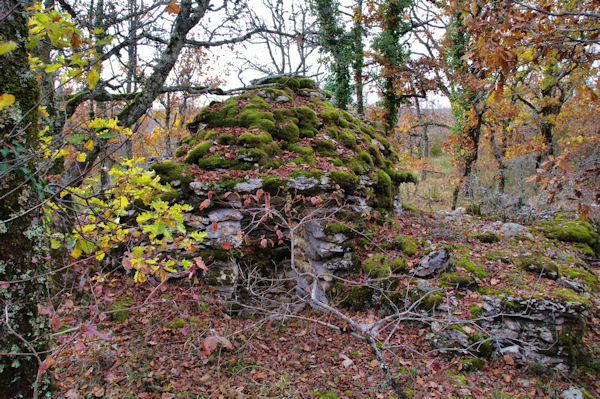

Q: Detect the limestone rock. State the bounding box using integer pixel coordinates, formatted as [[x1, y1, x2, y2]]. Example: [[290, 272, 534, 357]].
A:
[[500, 222, 534, 240], [560, 387, 583, 399], [412, 249, 454, 278]]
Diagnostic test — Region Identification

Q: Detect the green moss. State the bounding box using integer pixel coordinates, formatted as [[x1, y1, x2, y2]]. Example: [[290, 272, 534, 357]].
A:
[[164, 317, 187, 330], [485, 249, 513, 263], [338, 130, 358, 150], [275, 122, 300, 142], [469, 304, 484, 319], [150, 160, 189, 183], [195, 98, 238, 128], [331, 158, 344, 167], [287, 143, 314, 156], [559, 265, 599, 292], [217, 134, 236, 145], [473, 231, 501, 243], [343, 157, 366, 175], [159, 190, 179, 203], [263, 76, 315, 89], [174, 146, 187, 157], [460, 357, 484, 372], [250, 118, 276, 133], [362, 255, 391, 278], [324, 223, 351, 235], [109, 297, 132, 323], [421, 291, 443, 311], [238, 109, 274, 127], [261, 176, 287, 193], [184, 141, 212, 164], [291, 155, 316, 165], [320, 109, 340, 125], [550, 288, 593, 307], [273, 108, 296, 122], [201, 130, 217, 141], [386, 169, 418, 185], [197, 154, 239, 170], [341, 110, 360, 125], [292, 106, 320, 130], [469, 333, 494, 358], [249, 95, 267, 107], [398, 236, 419, 256], [329, 170, 359, 193], [263, 142, 281, 156], [358, 124, 376, 138], [375, 170, 393, 210], [401, 203, 417, 212], [339, 286, 374, 311], [390, 256, 409, 273], [291, 169, 324, 179], [236, 148, 268, 166], [517, 253, 559, 280], [367, 145, 385, 167], [440, 272, 477, 289], [358, 151, 374, 168], [237, 132, 273, 147], [315, 139, 336, 156], [456, 257, 487, 278], [540, 216, 600, 255]]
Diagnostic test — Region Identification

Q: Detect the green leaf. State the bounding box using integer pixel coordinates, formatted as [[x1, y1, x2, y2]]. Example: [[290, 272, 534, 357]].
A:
[[50, 239, 61, 249], [67, 134, 87, 144], [97, 131, 119, 139]]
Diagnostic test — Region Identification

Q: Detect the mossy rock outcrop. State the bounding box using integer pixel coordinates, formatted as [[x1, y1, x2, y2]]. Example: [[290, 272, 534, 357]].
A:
[[175, 76, 415, 212], [145, 76, 417, 309], [539, 215, 600, 256]]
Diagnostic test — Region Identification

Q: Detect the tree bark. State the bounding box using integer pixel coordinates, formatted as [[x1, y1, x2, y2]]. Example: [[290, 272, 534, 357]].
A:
[[0, 1, 51, 397]]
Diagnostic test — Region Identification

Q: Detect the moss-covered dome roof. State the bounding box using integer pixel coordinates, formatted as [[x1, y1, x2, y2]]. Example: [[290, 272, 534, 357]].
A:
[[151, 76, 416, 211]]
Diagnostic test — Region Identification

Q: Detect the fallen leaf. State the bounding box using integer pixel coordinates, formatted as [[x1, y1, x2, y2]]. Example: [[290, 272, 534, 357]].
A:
[[166, 0, 180, 14], [202, 334, 233, 355], [503, 354, 515, 365], [503, 374, 511, 383]]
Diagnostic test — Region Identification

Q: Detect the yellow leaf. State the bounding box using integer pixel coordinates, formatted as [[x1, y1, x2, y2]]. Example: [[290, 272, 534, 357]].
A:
[[0, 41, 17, 55], [95, 251, 105, 261], [86, 68, 99, 89], [38, 105, 49, 116], [76, 152, 86, 162], [71, 245, 82, 259], [166, 0, 180, 14], [50, 239, 61, 249], [84, 139, 94, 151], [0, 93, 15, 110]]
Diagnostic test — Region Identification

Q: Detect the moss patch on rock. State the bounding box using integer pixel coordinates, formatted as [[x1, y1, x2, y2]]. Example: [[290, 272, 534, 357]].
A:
[[517, 253, 559, 280], [238, 132, 273, 147], [374, 170, 393, 210], [540, 216, 600, 255], [184, 141, 212, 164], [329, 170, 358, 193], [150, 161, 190, 183], [339, 286, 374, 311]]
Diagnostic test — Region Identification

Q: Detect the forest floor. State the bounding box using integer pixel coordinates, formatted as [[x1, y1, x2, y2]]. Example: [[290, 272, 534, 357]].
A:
[[51, 207, 600, 399]]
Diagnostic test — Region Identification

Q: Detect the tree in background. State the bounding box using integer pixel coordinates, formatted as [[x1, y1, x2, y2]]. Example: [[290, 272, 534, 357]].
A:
[[310, 0, 353, 109], [370, 0, 413, 135]]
